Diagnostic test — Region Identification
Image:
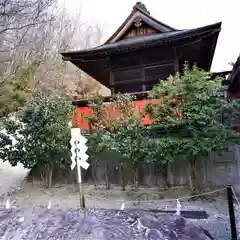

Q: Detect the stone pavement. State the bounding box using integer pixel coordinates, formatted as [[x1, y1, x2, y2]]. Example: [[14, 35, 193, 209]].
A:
[[0, 160, 29, 197]]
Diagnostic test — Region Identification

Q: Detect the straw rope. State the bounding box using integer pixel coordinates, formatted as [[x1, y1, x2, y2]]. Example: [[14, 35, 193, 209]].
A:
[[231, 186, 240, 207], [77, 187, 226, 204], [120, 187, 227, 204]]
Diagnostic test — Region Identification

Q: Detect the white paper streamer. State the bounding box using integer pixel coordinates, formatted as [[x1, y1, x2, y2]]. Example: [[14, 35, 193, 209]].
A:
[[120, 201, 125, 210], [5, 199, 10, 209], [47, 201, 51, 210], [176, 198, 181, 216]]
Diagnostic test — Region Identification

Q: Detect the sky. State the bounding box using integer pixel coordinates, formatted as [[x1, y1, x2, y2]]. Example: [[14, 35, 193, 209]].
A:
[[59, 0, 240, 72]]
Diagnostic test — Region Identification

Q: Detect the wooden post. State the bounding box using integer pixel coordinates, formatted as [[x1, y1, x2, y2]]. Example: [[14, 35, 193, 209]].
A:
[[77, 166, 85, 209], [71, 129, 89, 210], [227, 185, 237, 240], [76, 141, 85, 210]]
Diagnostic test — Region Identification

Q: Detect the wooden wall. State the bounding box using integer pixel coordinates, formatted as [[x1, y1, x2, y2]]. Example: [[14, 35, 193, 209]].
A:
[[53, 145, 240, 194], [109, 47, 177, 94], [123, 22, 158, 39]]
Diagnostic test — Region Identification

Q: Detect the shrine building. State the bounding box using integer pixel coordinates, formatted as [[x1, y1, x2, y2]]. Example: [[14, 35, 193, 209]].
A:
[[61, 2, 226, 130]]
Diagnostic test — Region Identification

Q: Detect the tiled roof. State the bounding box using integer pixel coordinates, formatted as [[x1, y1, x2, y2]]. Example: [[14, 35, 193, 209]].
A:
[[61, 22, 221, 57], [227, 56, 240, 88]]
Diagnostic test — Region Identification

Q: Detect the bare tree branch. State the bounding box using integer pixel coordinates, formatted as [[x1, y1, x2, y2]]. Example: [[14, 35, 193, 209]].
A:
[[0, 0, 109, 118], [0, 19, 51, 34]]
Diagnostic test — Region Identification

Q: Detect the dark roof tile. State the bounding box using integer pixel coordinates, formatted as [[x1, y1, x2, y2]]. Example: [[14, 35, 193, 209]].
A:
[[95, 31, 186, 51], [61, 22, 221, 57]]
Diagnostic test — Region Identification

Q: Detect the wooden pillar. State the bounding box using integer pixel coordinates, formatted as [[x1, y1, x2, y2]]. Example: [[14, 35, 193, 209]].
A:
[[140, 54, 146, 92], [109, 56, 115, 95], [174, 47, 179, 74], [110, 72, 115, 95]]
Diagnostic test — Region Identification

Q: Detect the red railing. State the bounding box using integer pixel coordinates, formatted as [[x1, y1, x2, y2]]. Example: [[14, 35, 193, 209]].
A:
[[72, 99, 157, 129], [72, 98, 183, 130]]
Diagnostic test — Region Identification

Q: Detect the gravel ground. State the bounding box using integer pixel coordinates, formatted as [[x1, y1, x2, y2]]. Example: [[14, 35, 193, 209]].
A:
[[0, 208, 216, 239], [0, 160, 237, 239], [0, 183, 237, 240]]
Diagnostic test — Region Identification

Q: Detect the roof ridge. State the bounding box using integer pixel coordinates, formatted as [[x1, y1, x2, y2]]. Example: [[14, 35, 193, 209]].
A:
[[104, 3, 176, 44], [133, 2, 150, 15]]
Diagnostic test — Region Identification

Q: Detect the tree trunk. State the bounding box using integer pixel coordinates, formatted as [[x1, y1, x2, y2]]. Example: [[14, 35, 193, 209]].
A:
[[40, 170, 45, 187], [44, 169, 49, 188], [38, 164, 47, 188], [119, 165, 126, 191], [48, 165, 53, 188], [155, 162, 162, 191], [162, 164, 169, 189], [105, 163, 110, 189], [188, 159, 197, 194], [35, 164, 53, 188], [133, 163, 139, 191], [91, 161, 98, 190], [155, 162, 169, 190]]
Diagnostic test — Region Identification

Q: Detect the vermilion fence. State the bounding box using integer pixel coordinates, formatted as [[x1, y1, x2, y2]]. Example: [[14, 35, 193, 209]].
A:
[[72, 99, 182, 130]]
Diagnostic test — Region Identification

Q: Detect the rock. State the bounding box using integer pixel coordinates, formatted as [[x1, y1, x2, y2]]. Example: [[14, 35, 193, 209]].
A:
[[0, 208, 214, 239], [145, 229, 164, 239]]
